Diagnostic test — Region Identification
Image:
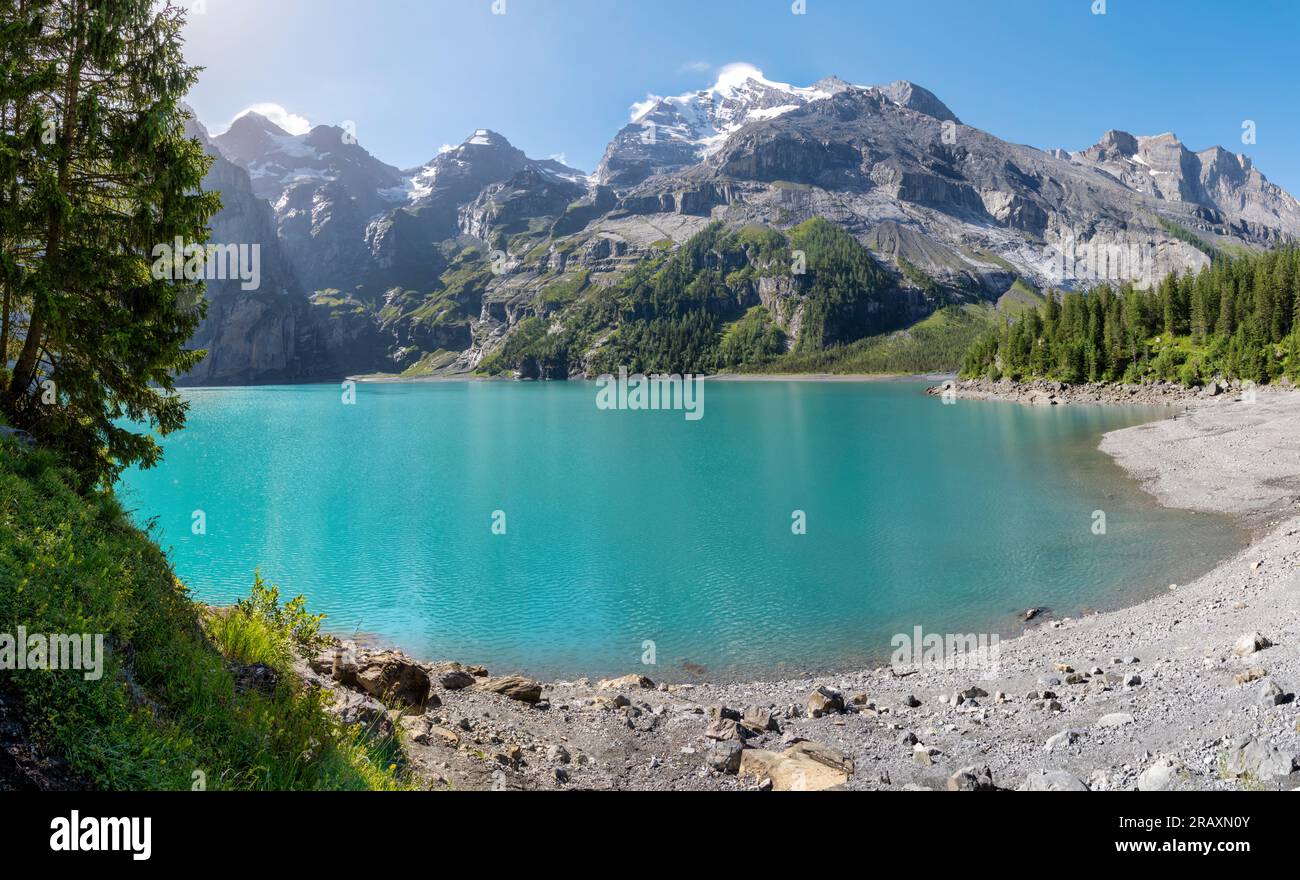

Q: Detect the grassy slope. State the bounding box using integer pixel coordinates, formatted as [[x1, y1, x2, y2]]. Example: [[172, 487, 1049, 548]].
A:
[[0, 440, 406, 790], [743, 304, 999, 375]]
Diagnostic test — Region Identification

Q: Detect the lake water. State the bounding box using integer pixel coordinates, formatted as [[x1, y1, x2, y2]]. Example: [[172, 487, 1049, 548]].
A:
[[117, 379, 1240, 680]]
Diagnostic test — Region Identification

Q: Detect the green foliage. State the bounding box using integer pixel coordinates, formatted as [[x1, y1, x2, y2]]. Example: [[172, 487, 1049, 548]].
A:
[[229, 570, 329, 660], [0, 442, 408, 790], [752, 305, 997, 375], [0, 1, 221, 489], [788, 219, 900, 350], [1157, 217, 1220, 261], [960, 246, 1300, 385], [483, 219, 907, 376], [719, 306, 786, 367]]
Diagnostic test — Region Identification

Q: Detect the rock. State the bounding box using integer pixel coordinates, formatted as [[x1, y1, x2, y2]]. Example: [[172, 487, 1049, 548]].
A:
[[806, 686, 845, 718], [333, 690, 394, 740], [398, 714, 430, 745], [231, 662, 280, 695], [705, 718, 745, 741], [738, 747, 850, 791], [1045, 729, 1083, 753], [1137, 756, 1187, 791], [1222, 736, 1297, 781], [429, 725, 460, 748], [740, 705, 780, 734], [1123, 673, 1142, 688], [899, 731, 918, 746], [706, 740, 744, 774], [597, 673, 655, 690], [1096, 712, 1135, 728], [354, 651, 433, 709], [1231, 631, 1273, 657], [1257, 679, 1286, 707], [476, 674, 543, 704], [1019, 769, 1089, 791], [960, 686, 989, 700], [1054, 663, 1074, 673], [1024, 607, 1040, 621], [902, 694, 921, 708], [947, 765, 996, 791], [785, 740, 854, 774], [431, 662, 477, 690], [912, 745, 939, 766], [1233, 667, 1267, 686], [547, 744, 570, 764], [308, 650, 336, 675]]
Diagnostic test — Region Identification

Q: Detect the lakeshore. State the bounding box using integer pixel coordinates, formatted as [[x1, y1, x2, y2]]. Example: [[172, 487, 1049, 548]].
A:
[[299, 387, 1300, 791]]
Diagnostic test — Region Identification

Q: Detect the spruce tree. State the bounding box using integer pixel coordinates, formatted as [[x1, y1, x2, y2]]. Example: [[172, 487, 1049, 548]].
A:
[[0, 0, 218, 487]]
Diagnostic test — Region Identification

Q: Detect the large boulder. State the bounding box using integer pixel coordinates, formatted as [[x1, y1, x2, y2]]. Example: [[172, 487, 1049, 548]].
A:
[[476, 674, 543, 704], [806, 686, 845, 718], [353, 651, 433, 710], [431, 662, 477, 690], [738, 745, 851, 791], [1222, 736, 1297, 781]]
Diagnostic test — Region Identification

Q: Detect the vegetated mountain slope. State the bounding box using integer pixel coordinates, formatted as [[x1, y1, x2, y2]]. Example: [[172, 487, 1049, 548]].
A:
[[182, 71, 1300, 383]]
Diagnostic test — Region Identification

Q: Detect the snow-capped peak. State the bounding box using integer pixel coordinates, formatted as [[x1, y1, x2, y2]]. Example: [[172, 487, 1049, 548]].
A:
[[627, 63, 854, 156]]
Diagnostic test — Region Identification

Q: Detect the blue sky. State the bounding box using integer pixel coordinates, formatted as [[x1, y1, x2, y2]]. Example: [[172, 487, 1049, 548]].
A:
[[181, 0, 1300, 191]]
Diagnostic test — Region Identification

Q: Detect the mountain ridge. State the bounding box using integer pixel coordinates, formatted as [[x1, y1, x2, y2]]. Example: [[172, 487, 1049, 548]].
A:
[[178, 71, 1300, 385]]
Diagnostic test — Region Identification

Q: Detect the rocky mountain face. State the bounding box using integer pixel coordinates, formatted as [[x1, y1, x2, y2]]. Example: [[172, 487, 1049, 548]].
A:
[[180, 72, 1300, 384], [179, 113, 385, 385]]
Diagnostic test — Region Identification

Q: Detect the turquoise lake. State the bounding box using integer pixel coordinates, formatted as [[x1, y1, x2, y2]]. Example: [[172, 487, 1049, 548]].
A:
[[117, 380, 1241, 680]]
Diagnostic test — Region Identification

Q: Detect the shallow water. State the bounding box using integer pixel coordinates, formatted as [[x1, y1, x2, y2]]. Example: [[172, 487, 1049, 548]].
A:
[[117, 380, 1241, 680]]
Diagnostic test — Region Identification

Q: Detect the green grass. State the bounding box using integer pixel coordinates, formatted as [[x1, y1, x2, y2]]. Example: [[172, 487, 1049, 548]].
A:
[[745, 304, 998, 375], [997, 279, 1046, 315], [0, 442, 410, 790], [400, 349, 460, 378]]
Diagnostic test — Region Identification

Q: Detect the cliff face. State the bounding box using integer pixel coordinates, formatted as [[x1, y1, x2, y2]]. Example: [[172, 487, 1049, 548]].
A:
[[179, 112, 388, 385]]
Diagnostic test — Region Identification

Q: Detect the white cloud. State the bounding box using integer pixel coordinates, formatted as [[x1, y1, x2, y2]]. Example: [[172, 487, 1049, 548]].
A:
[[629, 95, 662, 122], [227, 102, 312, 135], [548, 152, 568, 165], [678, 60, 712, 74], [712, 62, 770, 92]]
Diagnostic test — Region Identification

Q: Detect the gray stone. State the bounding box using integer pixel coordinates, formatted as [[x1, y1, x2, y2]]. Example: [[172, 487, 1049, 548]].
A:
[[1222, 736, 1297, 781], [1232, 631, 1273, 657], [1045, 729, 1084, 753], [1019, 769, 1089, 791], [1137, 756, 1186, 791], [706, 740, 744, 774], [1257, 679, 1286, 707]]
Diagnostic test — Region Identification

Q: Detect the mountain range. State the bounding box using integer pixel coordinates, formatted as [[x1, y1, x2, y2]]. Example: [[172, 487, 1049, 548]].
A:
[[178, 69, 1300, 384]]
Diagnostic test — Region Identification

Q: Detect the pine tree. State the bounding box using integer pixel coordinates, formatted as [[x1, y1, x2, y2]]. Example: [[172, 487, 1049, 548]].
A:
[[0, 0, 219, 487]]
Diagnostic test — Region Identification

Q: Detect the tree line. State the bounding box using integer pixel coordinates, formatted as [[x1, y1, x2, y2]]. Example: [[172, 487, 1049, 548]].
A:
[[961, 246, 1300, 386]]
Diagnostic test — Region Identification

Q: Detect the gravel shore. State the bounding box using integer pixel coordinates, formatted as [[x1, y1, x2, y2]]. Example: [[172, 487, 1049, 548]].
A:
[[302, 388, 1300, 791]]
